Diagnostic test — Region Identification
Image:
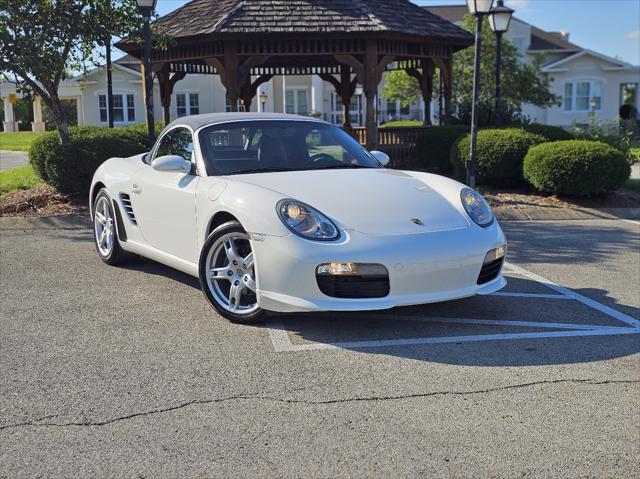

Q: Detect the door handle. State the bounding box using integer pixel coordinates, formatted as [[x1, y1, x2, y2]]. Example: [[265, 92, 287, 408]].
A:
[[132, 183, 142, 194]]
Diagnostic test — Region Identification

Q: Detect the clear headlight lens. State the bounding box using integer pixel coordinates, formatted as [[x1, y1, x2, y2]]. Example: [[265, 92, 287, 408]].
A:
[[277, 199, 339, 241], [460, 188, 494, 227]]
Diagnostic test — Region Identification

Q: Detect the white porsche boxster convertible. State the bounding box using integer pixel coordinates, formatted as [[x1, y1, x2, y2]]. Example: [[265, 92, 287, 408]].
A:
[[90, 113, 506, 323]]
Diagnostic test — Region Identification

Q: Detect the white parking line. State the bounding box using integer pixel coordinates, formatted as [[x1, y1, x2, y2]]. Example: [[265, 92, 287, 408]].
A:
[[266, 262, 640, 352], [505, 262, 640, 328], [619, 218, 640, 225]]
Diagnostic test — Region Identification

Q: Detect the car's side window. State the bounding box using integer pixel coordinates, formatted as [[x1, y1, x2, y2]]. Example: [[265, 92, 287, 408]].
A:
[[154, 127, 194, 162]]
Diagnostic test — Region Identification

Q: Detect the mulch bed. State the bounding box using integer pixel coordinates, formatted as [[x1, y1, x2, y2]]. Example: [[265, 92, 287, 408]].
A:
[[0, 185, 87, 217], [480, 186, 640, 210]]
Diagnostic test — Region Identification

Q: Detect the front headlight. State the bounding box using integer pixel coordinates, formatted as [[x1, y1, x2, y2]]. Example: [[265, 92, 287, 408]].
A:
[[277, 199, 340, 241], [460, 188, 494, 227]]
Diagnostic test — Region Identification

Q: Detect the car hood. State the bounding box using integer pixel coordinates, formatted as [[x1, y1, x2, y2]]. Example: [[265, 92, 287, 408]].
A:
[[231, 169, 469, 236]]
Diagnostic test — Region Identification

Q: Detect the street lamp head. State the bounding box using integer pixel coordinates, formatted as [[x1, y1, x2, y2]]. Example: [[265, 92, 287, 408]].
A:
[[135, 0, 157, 17], [488, 0, 514, 33], [466, 0, 495, 16], [259, 91, 268, 104]]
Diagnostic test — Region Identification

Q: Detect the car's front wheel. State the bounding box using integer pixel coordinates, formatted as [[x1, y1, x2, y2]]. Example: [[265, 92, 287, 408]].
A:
[[93, 188, 134, 265], [199, 221, 267, 323]]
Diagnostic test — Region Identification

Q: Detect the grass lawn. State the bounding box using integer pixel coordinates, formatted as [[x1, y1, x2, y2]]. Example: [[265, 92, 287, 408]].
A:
[[0, 165, 44, 195], [380, 120, 423, 128], [0, 132, 46, 151]]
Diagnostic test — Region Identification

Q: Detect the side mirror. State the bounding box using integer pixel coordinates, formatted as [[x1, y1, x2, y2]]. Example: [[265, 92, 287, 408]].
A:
[[151, 155, 191, 174], [370, 150, 390, 167]]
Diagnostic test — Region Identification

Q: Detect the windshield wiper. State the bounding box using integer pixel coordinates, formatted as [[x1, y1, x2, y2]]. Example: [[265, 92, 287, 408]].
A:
[[230, 167, 293, 175]]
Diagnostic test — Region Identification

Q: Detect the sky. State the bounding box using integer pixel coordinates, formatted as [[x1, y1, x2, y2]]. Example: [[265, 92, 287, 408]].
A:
[[139, 0, 640, 65]]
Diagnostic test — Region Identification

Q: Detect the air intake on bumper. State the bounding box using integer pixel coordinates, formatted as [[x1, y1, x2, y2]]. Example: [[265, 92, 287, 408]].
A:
[[316, 263, 390, 299]]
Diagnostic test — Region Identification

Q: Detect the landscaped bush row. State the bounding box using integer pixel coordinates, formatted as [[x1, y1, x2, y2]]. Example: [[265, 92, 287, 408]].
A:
[[523, 140, 630, 196], [417, 123, 629, 196], [415, 123, 572, 173], [29, 123, 162, 194], [452, 128, 546, 185]]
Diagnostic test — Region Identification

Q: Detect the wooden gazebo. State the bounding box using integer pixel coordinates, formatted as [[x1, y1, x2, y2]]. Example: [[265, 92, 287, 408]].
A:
[[116, 0, 472, 149]]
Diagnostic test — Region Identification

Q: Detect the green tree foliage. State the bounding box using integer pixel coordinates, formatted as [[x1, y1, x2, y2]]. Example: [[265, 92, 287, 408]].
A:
[[452, 14, 559, 125], [382, 70, 421, 108], [0, 0, 140, 143]]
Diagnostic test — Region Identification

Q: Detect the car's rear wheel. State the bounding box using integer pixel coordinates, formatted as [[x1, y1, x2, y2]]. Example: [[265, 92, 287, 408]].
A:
[[93, 188, 134, 265], [199, 221, 267, 323]]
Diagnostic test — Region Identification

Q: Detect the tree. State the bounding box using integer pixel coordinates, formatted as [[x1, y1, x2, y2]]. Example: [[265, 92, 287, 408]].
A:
[[0, 0, 139, 143], [382, 70, 421, 109], [452, 14, 559, 125]]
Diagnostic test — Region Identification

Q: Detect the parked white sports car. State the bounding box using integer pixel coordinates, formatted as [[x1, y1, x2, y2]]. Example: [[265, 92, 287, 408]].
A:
[[90, 113, 506, 323]]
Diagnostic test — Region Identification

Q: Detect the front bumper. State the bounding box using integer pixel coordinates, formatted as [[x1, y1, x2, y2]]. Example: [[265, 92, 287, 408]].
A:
[[252, 222, 507, 313]]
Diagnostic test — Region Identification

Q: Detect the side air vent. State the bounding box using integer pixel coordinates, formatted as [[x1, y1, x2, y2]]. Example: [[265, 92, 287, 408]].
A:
[[119, 193, 137, 225]]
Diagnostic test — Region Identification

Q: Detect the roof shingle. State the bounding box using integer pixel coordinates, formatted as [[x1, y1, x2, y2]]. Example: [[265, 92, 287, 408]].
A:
[[152, 0, 472, 42]]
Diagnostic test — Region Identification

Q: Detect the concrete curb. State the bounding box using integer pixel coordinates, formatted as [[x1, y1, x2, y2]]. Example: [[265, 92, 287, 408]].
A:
[[1, 207, 638, 231]]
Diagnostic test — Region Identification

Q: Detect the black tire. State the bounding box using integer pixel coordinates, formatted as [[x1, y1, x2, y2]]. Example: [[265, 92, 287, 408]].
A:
[[93, 188, 135, 266], [199, 220, 268, 324]]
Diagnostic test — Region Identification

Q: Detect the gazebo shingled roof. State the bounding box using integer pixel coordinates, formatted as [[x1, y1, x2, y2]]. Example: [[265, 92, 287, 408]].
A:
[[152, 0, 472, 40], [116, 0, 473, 148]]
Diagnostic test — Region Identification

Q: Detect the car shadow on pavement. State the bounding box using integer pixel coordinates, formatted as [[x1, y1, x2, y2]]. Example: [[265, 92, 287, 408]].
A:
[[268, 283, 640, 367], [117, 257, 201, 289]]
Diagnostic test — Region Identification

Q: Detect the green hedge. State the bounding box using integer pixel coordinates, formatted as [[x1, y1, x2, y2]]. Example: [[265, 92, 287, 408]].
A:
[[29, 124, 159, 194], [415, 125, 469, 173], [519, 123, 573, 142], [524, 140, 631, 196], [452, 128, 545, 185]]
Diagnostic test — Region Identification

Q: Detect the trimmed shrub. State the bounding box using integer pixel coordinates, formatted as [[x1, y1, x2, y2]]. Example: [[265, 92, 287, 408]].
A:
[[524, 140, 631, 196], [452, 128, 545, 185], [416, 125, 469, 173], [519, 123, 573, 142], [29, 125, 150, 194]]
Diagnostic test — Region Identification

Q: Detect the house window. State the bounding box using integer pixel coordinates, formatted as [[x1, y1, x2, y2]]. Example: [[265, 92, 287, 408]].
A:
[[285, 88, 308, 115], [126, 94, 135, 122], [330, 92, 363, 126], [563, 81, 603, 112], [99, 95, 107, 122], [176, 93, 200, 117], [98, 93, 135, 123]]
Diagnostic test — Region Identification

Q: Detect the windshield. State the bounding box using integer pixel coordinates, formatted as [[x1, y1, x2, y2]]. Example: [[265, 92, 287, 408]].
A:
[[198, 120, 379, 175]]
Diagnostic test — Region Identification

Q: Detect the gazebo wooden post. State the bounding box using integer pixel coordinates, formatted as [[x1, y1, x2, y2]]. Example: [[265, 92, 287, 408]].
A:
[[319, 65, 357, 134], [406, 59, 435, 127], [240, 74, 273, 112], [157, 65, 186, 125], [335, 43, 393, 150], [434, 57, 453, 125]]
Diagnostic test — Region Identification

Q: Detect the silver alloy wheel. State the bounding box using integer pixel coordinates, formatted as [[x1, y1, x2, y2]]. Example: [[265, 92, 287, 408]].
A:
[[94, 196, 115, 257], [205, 232, 259, 315]]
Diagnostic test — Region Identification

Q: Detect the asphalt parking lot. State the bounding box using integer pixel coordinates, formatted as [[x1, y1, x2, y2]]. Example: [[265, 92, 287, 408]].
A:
[[1, 216, 638, 477]]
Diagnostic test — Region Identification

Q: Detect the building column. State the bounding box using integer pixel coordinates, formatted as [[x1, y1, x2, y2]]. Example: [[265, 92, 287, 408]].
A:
[[3, 97, 18, 132], [31, 96, 46, 132], [76, 96, 84, 126], [311, 75, 324, 118]]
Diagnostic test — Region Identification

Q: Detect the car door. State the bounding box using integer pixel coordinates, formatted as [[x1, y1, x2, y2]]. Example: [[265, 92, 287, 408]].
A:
[[130, 126, 200, 263]]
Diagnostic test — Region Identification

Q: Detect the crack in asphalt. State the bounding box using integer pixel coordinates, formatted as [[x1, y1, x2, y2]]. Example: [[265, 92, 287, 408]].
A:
[[1, 379, 637, 432]]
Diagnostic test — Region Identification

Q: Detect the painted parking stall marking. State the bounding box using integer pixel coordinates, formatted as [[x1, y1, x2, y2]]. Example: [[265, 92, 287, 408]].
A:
[[266, 262, 640, 352]]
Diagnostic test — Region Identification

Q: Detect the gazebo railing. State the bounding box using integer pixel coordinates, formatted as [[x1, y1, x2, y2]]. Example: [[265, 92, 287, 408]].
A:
[[350, 126, 428, 169]]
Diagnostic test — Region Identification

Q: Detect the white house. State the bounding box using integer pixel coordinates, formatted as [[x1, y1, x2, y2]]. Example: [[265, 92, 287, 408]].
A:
[[426, 5, 640, 128], [2, 4, 638, 132]]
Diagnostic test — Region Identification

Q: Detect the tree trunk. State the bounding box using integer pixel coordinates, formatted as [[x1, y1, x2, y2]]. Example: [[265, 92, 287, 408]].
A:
[[46, 90, 70, 144]]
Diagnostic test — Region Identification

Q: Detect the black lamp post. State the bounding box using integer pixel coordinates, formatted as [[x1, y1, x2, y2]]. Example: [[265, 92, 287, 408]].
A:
[[466, 0, 494, 188], [259, 91, 268, 112], [136, 0, 157, 148], [488, 0, 514, 127]]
